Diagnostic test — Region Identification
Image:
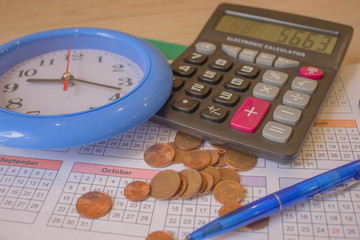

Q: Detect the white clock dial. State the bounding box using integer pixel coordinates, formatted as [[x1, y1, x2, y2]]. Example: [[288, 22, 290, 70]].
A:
[[0, 48, 144, 115]]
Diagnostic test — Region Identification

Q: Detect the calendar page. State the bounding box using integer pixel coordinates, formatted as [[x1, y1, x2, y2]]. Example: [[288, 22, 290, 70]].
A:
[[0, 63, 359, 240]]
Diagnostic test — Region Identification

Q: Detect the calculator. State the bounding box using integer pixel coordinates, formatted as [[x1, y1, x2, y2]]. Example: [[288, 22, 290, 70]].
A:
[[151, 3, 353, 163]]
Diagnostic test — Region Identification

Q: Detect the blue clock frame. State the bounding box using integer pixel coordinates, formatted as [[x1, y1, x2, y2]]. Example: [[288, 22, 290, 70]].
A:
[[0, 27, 173, 149]]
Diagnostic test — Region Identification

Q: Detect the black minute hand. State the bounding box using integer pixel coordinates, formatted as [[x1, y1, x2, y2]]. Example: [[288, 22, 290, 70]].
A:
[[72, 78, 122, 90]]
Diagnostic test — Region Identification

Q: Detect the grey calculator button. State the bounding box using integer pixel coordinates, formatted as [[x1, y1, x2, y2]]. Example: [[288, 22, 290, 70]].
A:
[[262, 121, 293, 143], [222, 44, 241, 58], [239, 48, 259, 63], [283, 90, 310, 109], [291, 77, 318, 94], [195, 41, 217, 55], [273, 105, 302, 126], [262, 70, 288, 87], [274, 57, 300, 68], [253, 83, 280, 101], [256, 52, 276, 66]]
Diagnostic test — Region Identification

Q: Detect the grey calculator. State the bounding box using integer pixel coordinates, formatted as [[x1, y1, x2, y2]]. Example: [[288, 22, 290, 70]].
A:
[[152, 3, 353, 163]]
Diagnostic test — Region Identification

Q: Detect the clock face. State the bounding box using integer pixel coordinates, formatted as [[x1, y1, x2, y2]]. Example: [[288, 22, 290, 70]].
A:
[[0, 48, 144, 115]]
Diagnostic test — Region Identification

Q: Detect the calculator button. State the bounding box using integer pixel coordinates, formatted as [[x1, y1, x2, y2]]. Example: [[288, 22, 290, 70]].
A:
[[256, 52, 276, 66], [201, 104, 228, 123], [213, 90, 240, 107], [172, 98, 199, 113], [283, 90, 310, 109], [195, 41, 217, 55], [224, 77, 250, 92], [186, 82, 211, 98], [173, 76, 185, 91], [262, 70, 288, 87], [239, 48, 259, 63], [230, 97, 270, 133], [235, 64, 260, 79], [173, 64, 197, 77], [222, 44, 241, 58], [253, 83, 280, 101], [184, 52, 208, 65], [198, 69, 222, 84], [299, 66, 324, 80], [274, 57, 300, 68], [209, 58, 233, 72], [291, 77, 318, 94], [273, 105, 302, 126], [262, 121, 293, 143]]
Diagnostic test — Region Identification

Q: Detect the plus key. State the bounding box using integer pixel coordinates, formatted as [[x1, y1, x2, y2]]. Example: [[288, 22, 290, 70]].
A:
[[230, 97, 270, 133]]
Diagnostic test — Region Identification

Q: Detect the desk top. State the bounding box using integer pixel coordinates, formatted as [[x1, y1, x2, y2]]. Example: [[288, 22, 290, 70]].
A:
[[0, 0, 359, 65]]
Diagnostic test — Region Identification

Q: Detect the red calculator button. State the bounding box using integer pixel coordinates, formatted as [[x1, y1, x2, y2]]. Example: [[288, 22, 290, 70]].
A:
[[230, 97, 270, 133], [299, 66, 324, 80]]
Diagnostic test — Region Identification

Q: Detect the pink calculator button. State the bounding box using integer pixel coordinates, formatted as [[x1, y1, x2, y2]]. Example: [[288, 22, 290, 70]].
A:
[[230, 97, 270, 133], [299, 66, 324, 80]]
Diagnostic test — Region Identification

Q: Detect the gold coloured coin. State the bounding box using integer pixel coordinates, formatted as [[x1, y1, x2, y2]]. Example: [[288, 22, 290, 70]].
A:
[[146, 231, 174, 240], [219, 202, 243, 217], [213, 180, 244, 204], [224, 149, 256, 171], [177, 169, 202, 199], [76, 191, 112, 219], [124, 180, 150, 202], [174, 132, 202, 150], [218, 167, 240, 183], [144, 143, 174, 168], [183, 149, 211, 170], [150, 169, 181, 200]]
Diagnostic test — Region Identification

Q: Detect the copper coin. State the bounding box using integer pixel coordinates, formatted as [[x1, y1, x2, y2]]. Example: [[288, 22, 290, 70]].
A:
[[213, 180, 244, 204], [224, 149, 256, 171], [177, 169, 202, 199], [218, 167, 240, 183], [150, 169, 181, 200], [219, 202, 243, 217], [168, 142, 187, 164], [144, 143, 174, 168], [198, 171, 214, 196], [214, 153, 226, 167], [124, 180, 150, 202], [146, 231, 174, 240], [76, 191, 112, 218], [210, 143, 228, 154], [201, 166, 221, 185], [243, 217, 270, 230], [204, 149, 219, 165], [174, 132, 202, 150], [183, 149, 211, 170], [171, 175, 188, 199]]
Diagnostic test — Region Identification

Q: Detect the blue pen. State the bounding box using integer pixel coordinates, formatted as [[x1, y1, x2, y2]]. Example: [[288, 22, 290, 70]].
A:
[[186, 159, 360, 240]]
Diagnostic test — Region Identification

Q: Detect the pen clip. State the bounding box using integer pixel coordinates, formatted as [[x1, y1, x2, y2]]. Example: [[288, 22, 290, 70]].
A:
[[312, 179, 360, 201]]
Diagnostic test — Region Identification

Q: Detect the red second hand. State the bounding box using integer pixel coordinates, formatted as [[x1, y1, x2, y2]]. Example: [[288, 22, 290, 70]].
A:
[[63, 45, 71, 91]]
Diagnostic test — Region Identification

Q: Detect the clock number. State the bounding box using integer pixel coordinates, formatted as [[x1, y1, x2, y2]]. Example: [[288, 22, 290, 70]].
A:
[[40, 59, 54, 66], [6, 98, 23, 109], [109, 93, 121, 101], [3, 83, 19, 93], [18, 69, 37, 77], [112, 64, 125, 72], [118, 77, 133, 86], [66, 53, 84, 61]]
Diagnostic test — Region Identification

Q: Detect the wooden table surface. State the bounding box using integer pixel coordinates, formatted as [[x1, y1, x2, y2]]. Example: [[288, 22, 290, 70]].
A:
[[0, 0, 359, 65]]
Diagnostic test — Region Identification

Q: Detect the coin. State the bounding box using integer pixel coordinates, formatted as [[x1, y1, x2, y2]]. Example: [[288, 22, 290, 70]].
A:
[[210, 143, 228, 154], [183, 149, 211, 170], [177, 169, 203, 199], [146, 231, 174, 240], [204, 149, 219, 165], [201, 166, 221, 185], [171, 175, 188, 199], [76, 191, 112, 219], [218, 167, 240, 183], [219, 202, 243, 217], [224, 149, 256, 171], [213, 180, 244, 204], [198, 171, 214, 196], [150, 169, 181, 200], [214, 153, 226, 167], [124, 180, 150, 202], [168, 142, 187, 164], [174, 132, 202, 150], [243, 217, 270, 230], [144, 143, 174, 168]]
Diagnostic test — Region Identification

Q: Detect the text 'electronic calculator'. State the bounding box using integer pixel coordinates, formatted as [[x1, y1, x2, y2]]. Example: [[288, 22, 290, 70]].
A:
[[152, 3, 353, 163]]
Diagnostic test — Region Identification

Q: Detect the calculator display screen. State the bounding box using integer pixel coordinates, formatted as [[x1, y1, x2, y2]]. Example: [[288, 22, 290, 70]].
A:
[[215, 14, 338, 54]]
